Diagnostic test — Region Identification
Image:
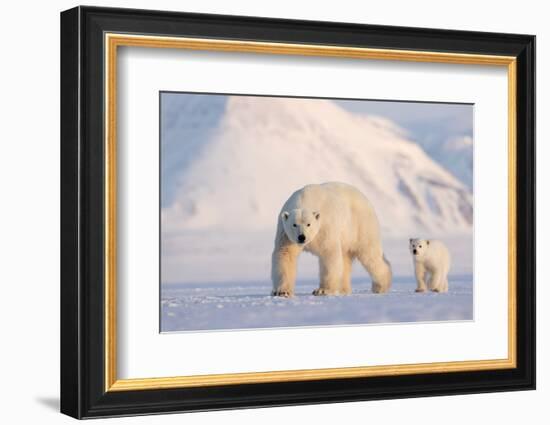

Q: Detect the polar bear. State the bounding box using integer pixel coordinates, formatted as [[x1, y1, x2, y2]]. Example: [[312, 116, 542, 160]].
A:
[[271, 182, 392, 297], [409, 238, 451, 293]]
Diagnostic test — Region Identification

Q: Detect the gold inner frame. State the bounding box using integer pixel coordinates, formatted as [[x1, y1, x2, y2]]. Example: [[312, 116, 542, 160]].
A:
[[104, 33, 517, 392]]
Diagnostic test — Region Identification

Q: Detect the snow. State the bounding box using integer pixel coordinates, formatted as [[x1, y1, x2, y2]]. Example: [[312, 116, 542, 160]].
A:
[[161, 275, 473, 332], [161, 235, 473, 332], [162, 233, 472, 285]]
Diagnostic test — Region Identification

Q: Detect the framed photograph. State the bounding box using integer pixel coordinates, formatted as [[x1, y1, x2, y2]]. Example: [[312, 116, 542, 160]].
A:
[[60, 6, 535, 419]]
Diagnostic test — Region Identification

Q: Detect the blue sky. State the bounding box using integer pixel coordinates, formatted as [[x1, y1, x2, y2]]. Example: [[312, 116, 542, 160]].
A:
[[336, 99, 473, 148]]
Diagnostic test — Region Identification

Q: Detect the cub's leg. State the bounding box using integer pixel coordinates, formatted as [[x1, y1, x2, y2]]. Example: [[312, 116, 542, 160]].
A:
[[429, 269, 444, 292], [441, 277, 449, 293], [440, 264, 450, 292], [437, 270, 449, 293], [414, 262, 427, 292]]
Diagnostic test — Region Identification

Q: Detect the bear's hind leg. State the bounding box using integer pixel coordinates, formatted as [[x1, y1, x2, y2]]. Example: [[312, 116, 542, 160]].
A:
[[358, 253, 392, 294], [426, 270, 434, 291], [429, 270, 444, 293], [340, 254, 353, 295], [313, 248, 344, 296], [443, 278, 449, 292], [439, 275, 449, 293]]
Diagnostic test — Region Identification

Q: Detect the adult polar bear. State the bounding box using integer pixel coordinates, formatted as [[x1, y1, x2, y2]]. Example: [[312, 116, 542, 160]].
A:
[[271, 182, 392, 297]]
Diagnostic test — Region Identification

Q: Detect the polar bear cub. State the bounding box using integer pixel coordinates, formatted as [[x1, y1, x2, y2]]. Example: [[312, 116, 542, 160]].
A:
[[409, 238, 451, 293], [271, 182, 392, 297]]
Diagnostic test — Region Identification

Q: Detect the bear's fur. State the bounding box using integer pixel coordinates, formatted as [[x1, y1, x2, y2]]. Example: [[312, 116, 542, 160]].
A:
[[409, 238, 451, 293], [271, 182, 392, 297]]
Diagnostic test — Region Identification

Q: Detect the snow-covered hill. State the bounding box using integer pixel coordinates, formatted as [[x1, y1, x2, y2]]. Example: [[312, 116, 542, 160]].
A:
[[335, 100, 473, 189], [420, 135, 473, 189], [161, 94, 472, 237]]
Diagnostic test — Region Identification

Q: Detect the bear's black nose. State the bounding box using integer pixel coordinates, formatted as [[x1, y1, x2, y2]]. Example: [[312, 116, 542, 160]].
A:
[[298, 234, 306, 243], [413, 249, 417, 255]]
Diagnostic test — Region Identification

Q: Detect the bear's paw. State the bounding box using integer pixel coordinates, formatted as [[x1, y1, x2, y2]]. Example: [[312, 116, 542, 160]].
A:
[[271, 289, 293, 298]]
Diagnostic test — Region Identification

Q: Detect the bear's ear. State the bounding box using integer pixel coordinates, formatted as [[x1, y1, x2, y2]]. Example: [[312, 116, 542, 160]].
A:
[[314, 211, 320, 220], [281, 211, 289, 221]]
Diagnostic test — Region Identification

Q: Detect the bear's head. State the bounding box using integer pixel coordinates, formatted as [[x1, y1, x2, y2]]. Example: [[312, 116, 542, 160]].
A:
[[281, 208, 321, 246], [409, 238, 430, 259]]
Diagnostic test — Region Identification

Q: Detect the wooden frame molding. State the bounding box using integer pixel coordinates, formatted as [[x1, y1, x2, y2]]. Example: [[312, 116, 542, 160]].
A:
[[103, 33, 518, 392]]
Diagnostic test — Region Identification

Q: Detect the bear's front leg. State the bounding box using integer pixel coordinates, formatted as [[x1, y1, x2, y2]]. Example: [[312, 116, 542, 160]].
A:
[[313, 248, 344, 296], [414, 262, 427, 292], [271, 244, 301, 297]]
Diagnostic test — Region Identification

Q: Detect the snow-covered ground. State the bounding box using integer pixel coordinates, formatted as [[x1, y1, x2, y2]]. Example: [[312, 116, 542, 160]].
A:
[[161, 235, 473, 332], [161, 275, 473, 332]]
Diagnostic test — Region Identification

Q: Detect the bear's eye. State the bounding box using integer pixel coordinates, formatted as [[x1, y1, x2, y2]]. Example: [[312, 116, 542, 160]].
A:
[[292, 224, 297, 227], [307, 224, 311, 227], [419, 245, 422, 248]]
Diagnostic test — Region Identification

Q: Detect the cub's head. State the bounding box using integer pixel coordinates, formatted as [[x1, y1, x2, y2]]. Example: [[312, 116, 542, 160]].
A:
[[281, 208, 321, 245], [409, 238, 430, 259]]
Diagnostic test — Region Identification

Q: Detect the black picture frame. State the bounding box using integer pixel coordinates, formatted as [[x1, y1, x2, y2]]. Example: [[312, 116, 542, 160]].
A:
[[61, 5, 535, 419]]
